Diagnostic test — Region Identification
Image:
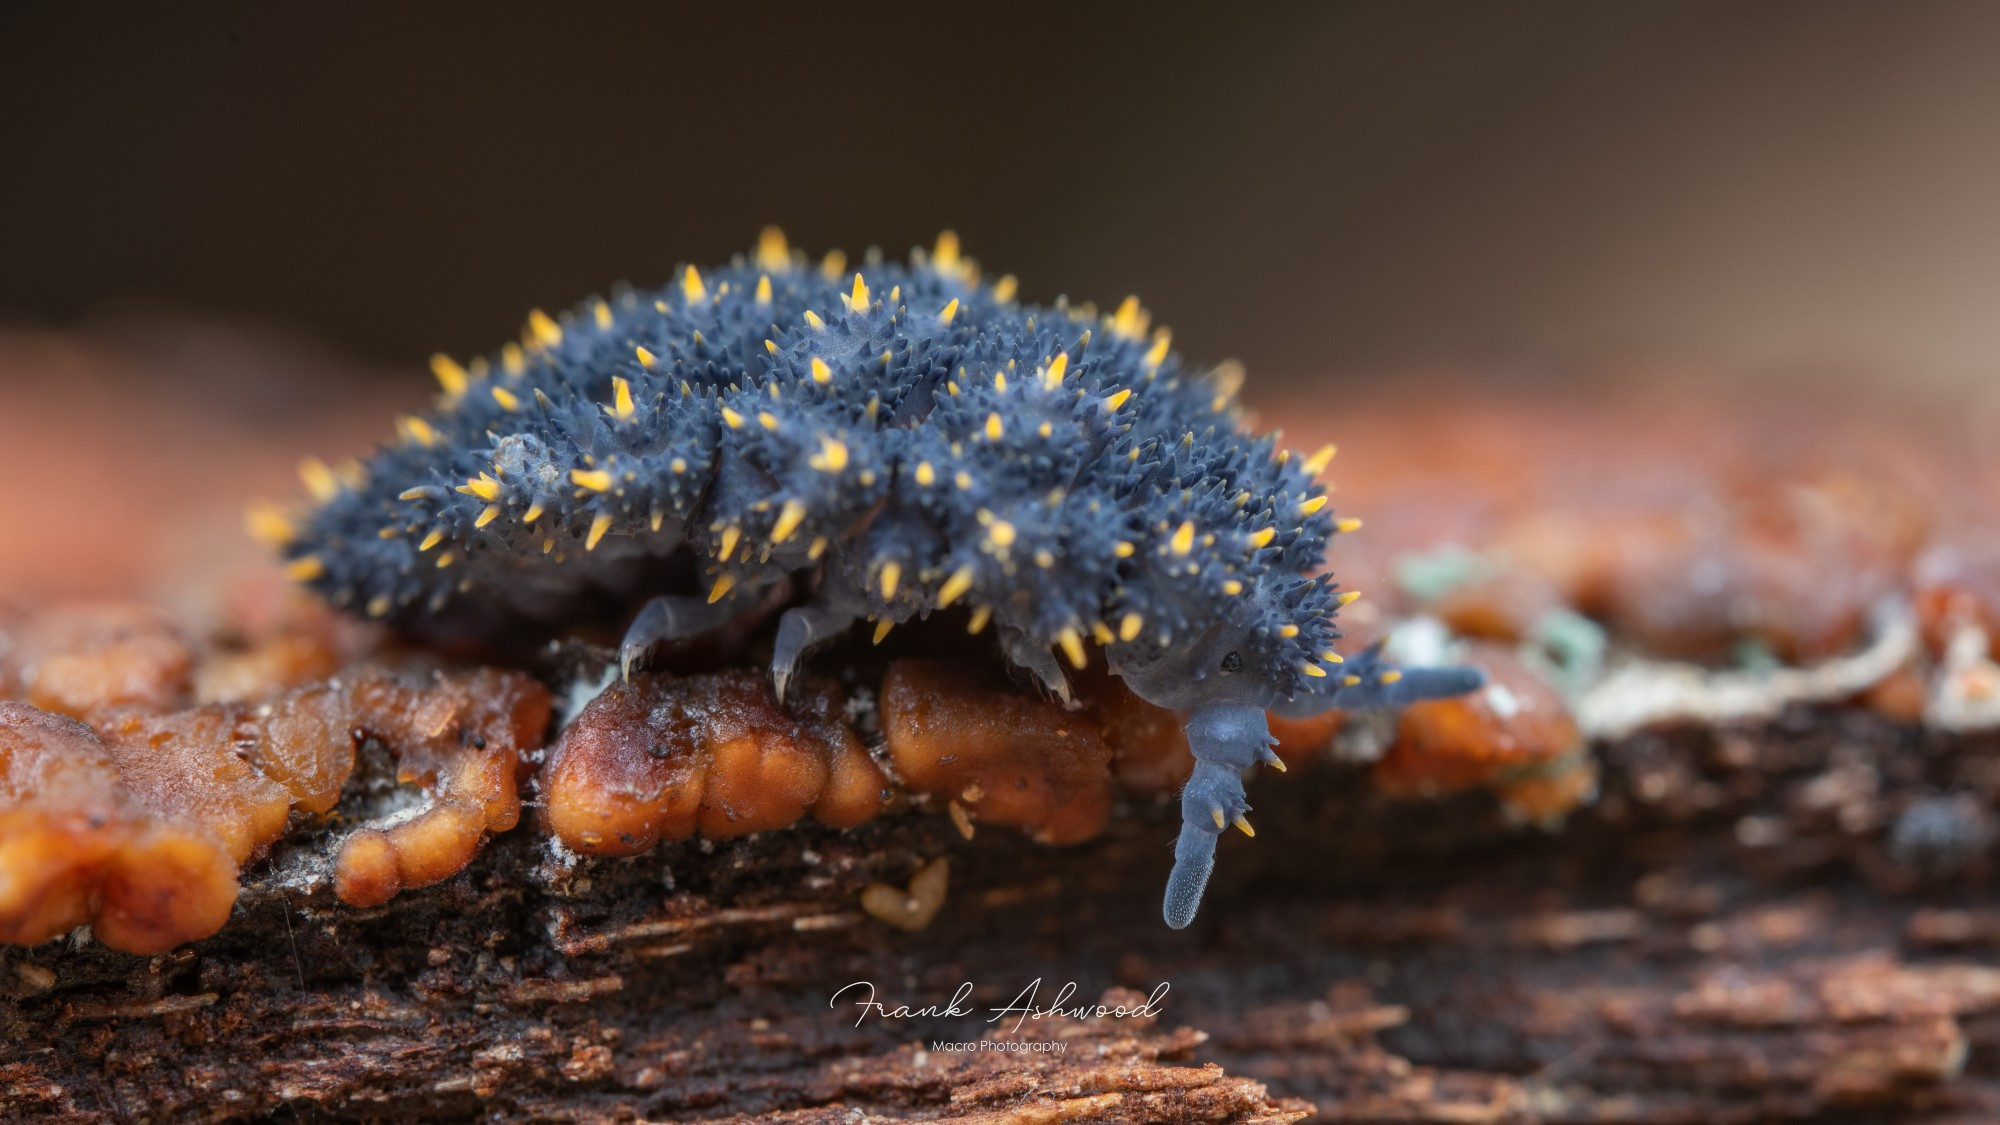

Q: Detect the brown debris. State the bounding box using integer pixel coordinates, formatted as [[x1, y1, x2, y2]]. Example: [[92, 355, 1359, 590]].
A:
[[859, 856, 951, 932]]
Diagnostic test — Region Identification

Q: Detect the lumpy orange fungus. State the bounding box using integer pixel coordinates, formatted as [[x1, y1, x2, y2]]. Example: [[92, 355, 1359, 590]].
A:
[[543, 669, 888, 855], [0, 583, 1558, 953], [0, 701, 238, 955], [0, 597, 552, 950]]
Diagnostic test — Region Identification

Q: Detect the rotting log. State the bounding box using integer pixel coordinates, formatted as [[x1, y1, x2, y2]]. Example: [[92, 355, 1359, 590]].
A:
[[7, 701, 2000, 1122], [8, 344, 2000, 1121]]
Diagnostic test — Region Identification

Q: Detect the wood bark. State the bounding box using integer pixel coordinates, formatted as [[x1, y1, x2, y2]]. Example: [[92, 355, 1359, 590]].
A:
[[7, 703, 1998, 1122]]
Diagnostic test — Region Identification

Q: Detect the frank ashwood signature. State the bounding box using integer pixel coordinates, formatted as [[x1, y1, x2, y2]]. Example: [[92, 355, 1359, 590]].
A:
[[828, 978, 1170, 1034]]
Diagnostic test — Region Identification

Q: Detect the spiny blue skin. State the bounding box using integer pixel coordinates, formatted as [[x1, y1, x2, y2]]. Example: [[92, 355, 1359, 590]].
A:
[[282, 236, 1481, 929]]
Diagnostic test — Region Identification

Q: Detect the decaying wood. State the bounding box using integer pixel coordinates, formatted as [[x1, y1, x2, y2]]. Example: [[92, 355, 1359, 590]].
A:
[[5, 698, 1999, 1123], [7, 348, 2000, 1121]]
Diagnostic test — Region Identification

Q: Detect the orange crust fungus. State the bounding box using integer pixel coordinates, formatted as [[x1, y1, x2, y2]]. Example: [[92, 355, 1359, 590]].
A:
[[542, 650, 1579, 866], [879, 659, 1114, 846], [1, 582, 1584, 953], [543, 670, 889, 856], [1372, 645, 1594, 826], [0, 596, 554, 948], [4, 602, 197, 721], [328, 666, 553, 907], [0, 702, 239, 955]]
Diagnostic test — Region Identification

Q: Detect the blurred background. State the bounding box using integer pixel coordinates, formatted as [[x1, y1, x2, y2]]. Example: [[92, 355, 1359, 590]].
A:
[[5, 1, 2000, 598], [8, 1, 2000, 390]]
